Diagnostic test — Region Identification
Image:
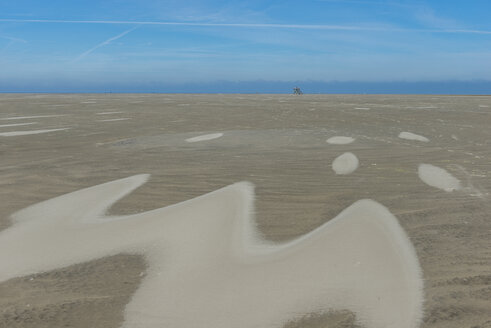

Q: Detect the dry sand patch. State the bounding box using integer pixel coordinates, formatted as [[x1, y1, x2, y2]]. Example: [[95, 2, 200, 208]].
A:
[[418, 164, 462, 192], [0, 128, 70, 137], [0, 122, 37, 128], [186, 132, 224, 142], [332, 153, 359, 175], [327, 136, 355, 144], [399, 132, 430, 142]]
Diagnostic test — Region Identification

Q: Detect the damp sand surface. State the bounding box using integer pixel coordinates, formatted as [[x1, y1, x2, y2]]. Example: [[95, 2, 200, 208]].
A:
[[0, 94, 490, 328]]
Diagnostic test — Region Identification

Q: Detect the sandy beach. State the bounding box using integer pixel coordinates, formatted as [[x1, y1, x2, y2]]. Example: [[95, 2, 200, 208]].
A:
[[0, 94, 490, 328]]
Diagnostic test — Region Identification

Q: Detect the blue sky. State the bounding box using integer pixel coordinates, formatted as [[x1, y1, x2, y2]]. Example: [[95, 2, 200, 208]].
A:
[[1, 0, 491, 92]]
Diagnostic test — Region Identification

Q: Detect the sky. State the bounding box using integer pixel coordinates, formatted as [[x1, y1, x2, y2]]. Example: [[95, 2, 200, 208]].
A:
[[1, 0, 491, 93]]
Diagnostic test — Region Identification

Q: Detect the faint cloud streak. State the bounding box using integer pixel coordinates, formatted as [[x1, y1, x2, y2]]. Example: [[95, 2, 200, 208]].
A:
[[0, 18, 490, 35], [0, 35, 27, 43], [72, 26, 137, 62]]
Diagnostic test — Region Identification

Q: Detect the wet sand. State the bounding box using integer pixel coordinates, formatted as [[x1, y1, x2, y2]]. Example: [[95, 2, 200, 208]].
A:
[[0, 94, 490, 327]]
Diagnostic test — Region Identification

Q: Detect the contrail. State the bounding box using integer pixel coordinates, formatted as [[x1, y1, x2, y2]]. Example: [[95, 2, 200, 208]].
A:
[[0, 35, 27, 43], [72, 26, 137, 62], [1, 18, 490, 34], [0, 18, 376, 31]]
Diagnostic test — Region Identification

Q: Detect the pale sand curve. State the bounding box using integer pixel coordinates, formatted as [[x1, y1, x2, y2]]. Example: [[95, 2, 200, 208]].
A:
[[186, 132, 224, 143], [418, 164, 462, 192], [0, 128, 69, 137], [98, 118, 130, 122], [0, 115, 65, 120], [0, 122, 37, 128], [399, 132, 429, 142], [96, 111, 124, 115], [326, 136, 355, 145], [332, 152, 359, 175], [0, 175, 423, 328]]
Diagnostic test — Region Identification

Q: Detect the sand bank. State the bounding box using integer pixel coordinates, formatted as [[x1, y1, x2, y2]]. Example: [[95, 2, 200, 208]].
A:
[[0, 175, 423, 328]]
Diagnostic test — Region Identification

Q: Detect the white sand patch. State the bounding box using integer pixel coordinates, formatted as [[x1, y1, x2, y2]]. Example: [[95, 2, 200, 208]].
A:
[[355, 107, 370, 110], [398, 132, 429, 142], [186, 133, 224, 143], [97, 118, 130, 122], [407, 106, 437, 109], [478, 105, 489, 108], [0, 115, 65, 120], [418, 164, 462, 192], [326, 136, 355, 145], [332, 152, 359, 175], [0, 122, 37, 128], [451, 134, 459, 141], [96, 111, 123, 115], [0, 175, 423, 328], [0, 128, 69, 137]]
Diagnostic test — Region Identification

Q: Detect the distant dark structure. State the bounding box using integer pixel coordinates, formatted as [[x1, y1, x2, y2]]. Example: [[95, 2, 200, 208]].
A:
[[293, 87, 303, 95]]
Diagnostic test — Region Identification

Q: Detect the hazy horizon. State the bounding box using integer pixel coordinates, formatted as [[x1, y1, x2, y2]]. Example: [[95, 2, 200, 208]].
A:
[[1, 80, 491, 95]]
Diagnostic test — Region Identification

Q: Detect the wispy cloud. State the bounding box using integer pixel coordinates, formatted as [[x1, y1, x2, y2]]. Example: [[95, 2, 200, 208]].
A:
[[0, 35, 27, 54], [0, 18, 378, 31], [1, 18, 491, 35], [413, 6, 461, 30], [315, 0, 411, 6], [72, 26, 137, 62], [0, 35, 27, 43]]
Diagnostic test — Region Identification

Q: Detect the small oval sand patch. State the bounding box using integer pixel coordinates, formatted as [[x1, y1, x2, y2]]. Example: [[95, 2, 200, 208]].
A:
[[398, 132, 429, 142], [186, 133, 223, 143], [418, 164, 461, 192], [332, 152, 359, 175], [0, 128, 69, 137], [326, 136, 355, 145]]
